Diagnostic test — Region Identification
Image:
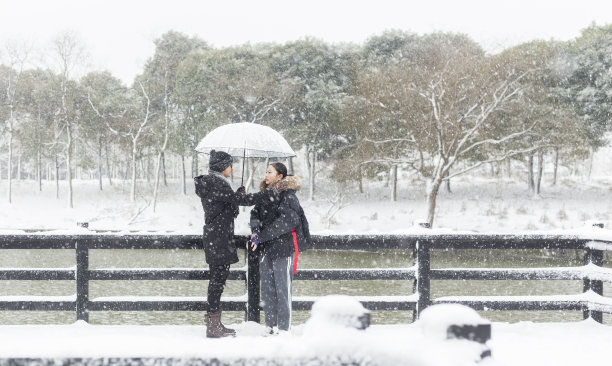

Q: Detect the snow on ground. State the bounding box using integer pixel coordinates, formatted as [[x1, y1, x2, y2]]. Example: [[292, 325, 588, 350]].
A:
[[0, 172, 611, 235], [2, 140, 612, 234], [0, 318, 610, 365]]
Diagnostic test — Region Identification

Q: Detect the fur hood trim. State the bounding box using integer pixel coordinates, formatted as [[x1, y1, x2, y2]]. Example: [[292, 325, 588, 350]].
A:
[[259, 176, 301, 191]]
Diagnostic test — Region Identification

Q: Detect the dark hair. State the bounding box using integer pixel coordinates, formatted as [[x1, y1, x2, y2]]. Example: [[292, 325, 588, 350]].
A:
[[269, 162, 288, 179]]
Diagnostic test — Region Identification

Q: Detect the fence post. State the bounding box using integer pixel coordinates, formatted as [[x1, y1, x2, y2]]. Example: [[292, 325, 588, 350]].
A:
[[76, 242, 89, 322], [583, 223, 604, 323], [246, 247, 261, 323], [415, 239, 431, 320]]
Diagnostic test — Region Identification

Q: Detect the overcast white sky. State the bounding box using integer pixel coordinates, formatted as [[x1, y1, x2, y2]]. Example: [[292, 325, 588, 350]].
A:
[[2, 0, 612, 84]]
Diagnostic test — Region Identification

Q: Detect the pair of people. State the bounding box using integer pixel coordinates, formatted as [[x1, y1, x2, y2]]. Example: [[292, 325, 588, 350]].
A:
[[194, 150, 309, 338]]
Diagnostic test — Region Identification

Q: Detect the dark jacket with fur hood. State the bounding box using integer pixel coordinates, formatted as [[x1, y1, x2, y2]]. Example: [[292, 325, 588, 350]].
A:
[[250, 176, 311, 260], [195, 171, 275, 265]]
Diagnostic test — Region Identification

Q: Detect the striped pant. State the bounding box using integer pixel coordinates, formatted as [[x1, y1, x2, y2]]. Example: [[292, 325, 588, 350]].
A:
[[259, 254, 293, 330]]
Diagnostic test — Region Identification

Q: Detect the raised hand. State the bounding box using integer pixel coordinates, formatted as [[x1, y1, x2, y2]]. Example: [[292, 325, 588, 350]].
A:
[[274, 179, 289, 193]]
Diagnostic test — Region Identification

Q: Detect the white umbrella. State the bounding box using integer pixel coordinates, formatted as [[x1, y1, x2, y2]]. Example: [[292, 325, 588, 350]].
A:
[[196, 122, 296, 158], [195, 122, 296, 184]]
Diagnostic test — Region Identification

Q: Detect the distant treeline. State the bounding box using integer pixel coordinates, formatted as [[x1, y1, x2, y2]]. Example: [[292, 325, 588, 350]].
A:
[[1, 25, 611, 225]]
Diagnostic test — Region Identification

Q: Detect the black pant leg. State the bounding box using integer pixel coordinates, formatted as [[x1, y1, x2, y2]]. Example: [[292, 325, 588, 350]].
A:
[[207, 264, 230, 313]]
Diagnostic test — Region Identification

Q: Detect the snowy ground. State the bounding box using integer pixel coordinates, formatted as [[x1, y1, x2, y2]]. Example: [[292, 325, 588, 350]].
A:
[[1, 171, 611, 235], [0, 318, 610, 365]]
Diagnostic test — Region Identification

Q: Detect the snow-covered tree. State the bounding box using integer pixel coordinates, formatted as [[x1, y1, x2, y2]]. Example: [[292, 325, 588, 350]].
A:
[[50, 31, 87, 208], [356, 33, 534, 226], [564, 24, 612, 150], [16, 69, 60, 191], [1, 39, 31, 203], [81, 71, 126, 190], [142, 31, 207, 209], [269, 39, 348, 200]]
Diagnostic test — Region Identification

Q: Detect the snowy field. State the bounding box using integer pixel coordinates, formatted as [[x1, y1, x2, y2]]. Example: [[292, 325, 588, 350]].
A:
[[0, 144, 610, 234], [1, 167, 612, 235]]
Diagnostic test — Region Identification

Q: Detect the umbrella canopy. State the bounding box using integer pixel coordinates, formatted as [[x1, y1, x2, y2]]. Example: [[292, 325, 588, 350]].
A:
[[195, 122, 296, 158]]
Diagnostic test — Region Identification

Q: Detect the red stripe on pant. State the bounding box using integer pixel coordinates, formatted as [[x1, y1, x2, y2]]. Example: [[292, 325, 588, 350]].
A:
[[291, 229, 299, 274]]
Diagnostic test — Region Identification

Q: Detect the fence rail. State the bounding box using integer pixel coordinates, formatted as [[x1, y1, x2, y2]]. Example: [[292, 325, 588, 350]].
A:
[[0, 230, 611, 323]]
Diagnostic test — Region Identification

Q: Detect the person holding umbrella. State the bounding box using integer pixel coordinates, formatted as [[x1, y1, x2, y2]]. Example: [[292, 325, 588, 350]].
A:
[[194, 150, 288, 338]]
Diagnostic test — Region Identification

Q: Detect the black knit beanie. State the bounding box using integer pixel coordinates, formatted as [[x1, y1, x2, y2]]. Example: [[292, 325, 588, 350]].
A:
[[209, 150, 233, 172]]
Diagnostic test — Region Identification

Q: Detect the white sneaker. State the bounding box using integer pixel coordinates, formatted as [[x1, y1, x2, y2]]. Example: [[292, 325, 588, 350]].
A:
[[277, 329, 290, 336], [263, 326, 277, 336]]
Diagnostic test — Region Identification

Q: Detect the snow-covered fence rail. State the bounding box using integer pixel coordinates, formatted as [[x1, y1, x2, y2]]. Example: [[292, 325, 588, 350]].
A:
[[0, 230, 611, 324]]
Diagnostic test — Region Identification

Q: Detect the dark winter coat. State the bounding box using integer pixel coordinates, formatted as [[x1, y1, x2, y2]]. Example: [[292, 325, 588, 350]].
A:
[[250, 176, 311, 260], [195, 171, 276, 265]]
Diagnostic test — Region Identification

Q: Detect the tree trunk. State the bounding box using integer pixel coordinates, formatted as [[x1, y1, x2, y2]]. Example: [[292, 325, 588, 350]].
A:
[[288, 157, 294, 175], [67, 124, 73, 208], [55, 155, 60, 199], [37, 149, 42, 192], [7, 132, 13, 204], [390, 164, 397, 202], [308, 149, 316, 201], [444, 171, 452, 194], [527, 154, 535, 193], [162, 152, 167, 187], [587, 148, 594, 181], [426, 178, 443, 228], [153, 150, 163, 212], [535, 150, 544, 195], [250, 158, 256, 190], [245, 158, 256, 192], [145, 152, 151, 183], [131, 144, 137, 202], [193, 153, 199, 177], [181, 155, 186, 195], [506, 158, 512, 179], [105, 143, 113, 186], [552, 148, 559, 186], [98, 135, 103, 191], [306, 147, 312, 194], [17, 152, 21, 181], [358, 166, 363, 194]]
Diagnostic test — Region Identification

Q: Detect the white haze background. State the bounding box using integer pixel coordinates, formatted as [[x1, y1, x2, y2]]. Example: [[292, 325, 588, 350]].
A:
[[2, 0, 612, 83]]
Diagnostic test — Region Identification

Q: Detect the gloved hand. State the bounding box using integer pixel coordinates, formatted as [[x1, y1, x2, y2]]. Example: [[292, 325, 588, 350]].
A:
[[272, 179, 289, 195], [236, 186, 246, 194], [250, 229, 260, 251]]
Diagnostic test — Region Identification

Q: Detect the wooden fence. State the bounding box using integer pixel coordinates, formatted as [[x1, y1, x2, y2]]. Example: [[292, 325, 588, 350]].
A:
[[0, 230, 611, 323]]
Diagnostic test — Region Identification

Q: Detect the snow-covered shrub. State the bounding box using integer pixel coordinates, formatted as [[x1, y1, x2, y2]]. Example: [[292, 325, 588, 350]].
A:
[[304, 295, 371, 333]]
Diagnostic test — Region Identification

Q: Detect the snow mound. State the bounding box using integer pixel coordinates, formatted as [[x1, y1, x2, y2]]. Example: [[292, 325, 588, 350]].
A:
[[418, 304, 490, 340], [304, 295, 370, 333]]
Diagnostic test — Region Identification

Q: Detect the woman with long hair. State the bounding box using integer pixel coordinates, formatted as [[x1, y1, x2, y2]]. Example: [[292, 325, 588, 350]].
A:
[[249, 162, 311, 334]]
